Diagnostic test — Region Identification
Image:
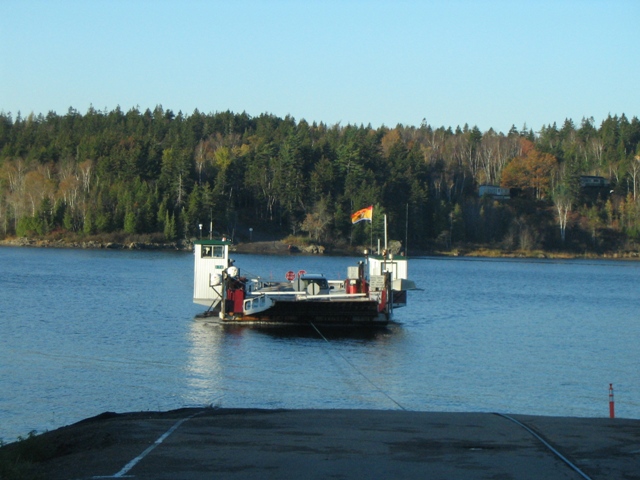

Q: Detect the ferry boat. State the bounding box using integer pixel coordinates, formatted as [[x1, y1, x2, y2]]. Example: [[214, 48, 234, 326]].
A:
[[192, 239, 415, 327]]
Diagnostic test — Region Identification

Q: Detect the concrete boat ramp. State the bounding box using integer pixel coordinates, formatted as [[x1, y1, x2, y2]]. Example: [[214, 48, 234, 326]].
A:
[[16, 408, 640, 479]]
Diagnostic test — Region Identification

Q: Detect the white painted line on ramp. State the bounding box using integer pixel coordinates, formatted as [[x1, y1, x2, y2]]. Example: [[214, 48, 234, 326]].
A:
[[93, 410, 204, 479]]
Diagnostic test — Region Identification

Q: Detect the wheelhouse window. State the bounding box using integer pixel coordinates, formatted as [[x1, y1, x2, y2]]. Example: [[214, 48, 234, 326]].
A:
[[201, 245, 225, 258]]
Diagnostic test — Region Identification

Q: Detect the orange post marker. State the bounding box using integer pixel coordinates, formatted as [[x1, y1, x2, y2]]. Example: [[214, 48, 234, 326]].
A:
[[609, 383, 615, 419]]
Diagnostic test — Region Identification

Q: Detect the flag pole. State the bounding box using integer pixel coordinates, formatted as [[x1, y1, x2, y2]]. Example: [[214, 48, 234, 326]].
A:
[[384, 214, 388, 253], [370, 212, 373, 253]]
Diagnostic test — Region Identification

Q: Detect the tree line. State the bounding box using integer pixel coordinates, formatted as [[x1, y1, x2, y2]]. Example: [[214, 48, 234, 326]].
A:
[[1, 106, 639, 253]]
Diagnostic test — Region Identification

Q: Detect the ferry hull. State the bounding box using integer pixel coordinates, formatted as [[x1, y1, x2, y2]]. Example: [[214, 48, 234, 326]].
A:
[[216, 298, 389, 327]]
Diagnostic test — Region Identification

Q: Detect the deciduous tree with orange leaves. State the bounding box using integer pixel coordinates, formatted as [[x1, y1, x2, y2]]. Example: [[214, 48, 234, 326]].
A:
[[501, 144, 557, 199]]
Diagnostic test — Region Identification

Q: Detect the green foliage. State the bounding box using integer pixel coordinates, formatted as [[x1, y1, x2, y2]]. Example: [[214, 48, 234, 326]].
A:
[[0, 108, 639, 253], [450, 203, 465, 243], [164, 211, 177, 241], [62, 210, 74, 231], [123, 209, 136, 234], [300, 196, 332, 242], [16, 215, 46, 237]]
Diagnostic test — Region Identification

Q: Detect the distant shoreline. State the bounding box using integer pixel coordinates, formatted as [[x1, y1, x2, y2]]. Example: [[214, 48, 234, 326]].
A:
[[1, 236, 639, 261]]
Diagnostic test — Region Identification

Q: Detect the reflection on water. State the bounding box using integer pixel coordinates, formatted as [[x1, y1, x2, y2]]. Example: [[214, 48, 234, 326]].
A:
[[184, 318, 404, 411], [184, 321, 225, 406]]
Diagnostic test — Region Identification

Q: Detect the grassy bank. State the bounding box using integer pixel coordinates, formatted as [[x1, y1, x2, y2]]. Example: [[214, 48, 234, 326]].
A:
[[0, 431, 54, 480]]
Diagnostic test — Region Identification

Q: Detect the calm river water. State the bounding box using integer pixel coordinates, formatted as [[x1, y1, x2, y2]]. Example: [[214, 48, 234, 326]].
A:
[[1, 246, 639, 442]]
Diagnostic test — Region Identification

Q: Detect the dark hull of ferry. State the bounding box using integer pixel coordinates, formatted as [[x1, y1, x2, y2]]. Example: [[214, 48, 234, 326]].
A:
[[221, 298, 388, 327]]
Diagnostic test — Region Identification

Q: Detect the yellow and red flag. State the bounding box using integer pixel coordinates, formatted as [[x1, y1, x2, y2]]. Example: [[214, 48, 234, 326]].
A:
[[351, 205, 373, 224]]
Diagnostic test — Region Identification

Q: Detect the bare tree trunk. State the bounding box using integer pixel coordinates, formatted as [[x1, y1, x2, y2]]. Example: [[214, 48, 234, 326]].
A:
[[632, 155, 640, 200], [556, 201, 570, 243]]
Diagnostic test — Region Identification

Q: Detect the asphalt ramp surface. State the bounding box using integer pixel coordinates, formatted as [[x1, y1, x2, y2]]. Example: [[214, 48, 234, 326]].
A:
[[21, 408, 640, 479]]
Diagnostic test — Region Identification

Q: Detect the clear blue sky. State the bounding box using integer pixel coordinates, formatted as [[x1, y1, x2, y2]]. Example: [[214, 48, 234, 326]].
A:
[[1, 0, 638, 134]]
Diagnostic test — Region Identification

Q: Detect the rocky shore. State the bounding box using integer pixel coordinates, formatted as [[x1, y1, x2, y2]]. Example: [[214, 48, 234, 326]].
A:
[[0, 236, 344, 255], [2, 235, 639, 260], [0, 236, 185, 251]]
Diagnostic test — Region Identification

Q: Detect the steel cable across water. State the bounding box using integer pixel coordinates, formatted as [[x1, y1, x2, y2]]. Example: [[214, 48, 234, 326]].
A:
[[311, 323, 593, 479], [309, 322, 407, 411]]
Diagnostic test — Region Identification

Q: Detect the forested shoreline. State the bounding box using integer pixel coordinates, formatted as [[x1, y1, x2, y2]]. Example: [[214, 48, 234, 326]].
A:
[[1, 106, 639, 256]]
